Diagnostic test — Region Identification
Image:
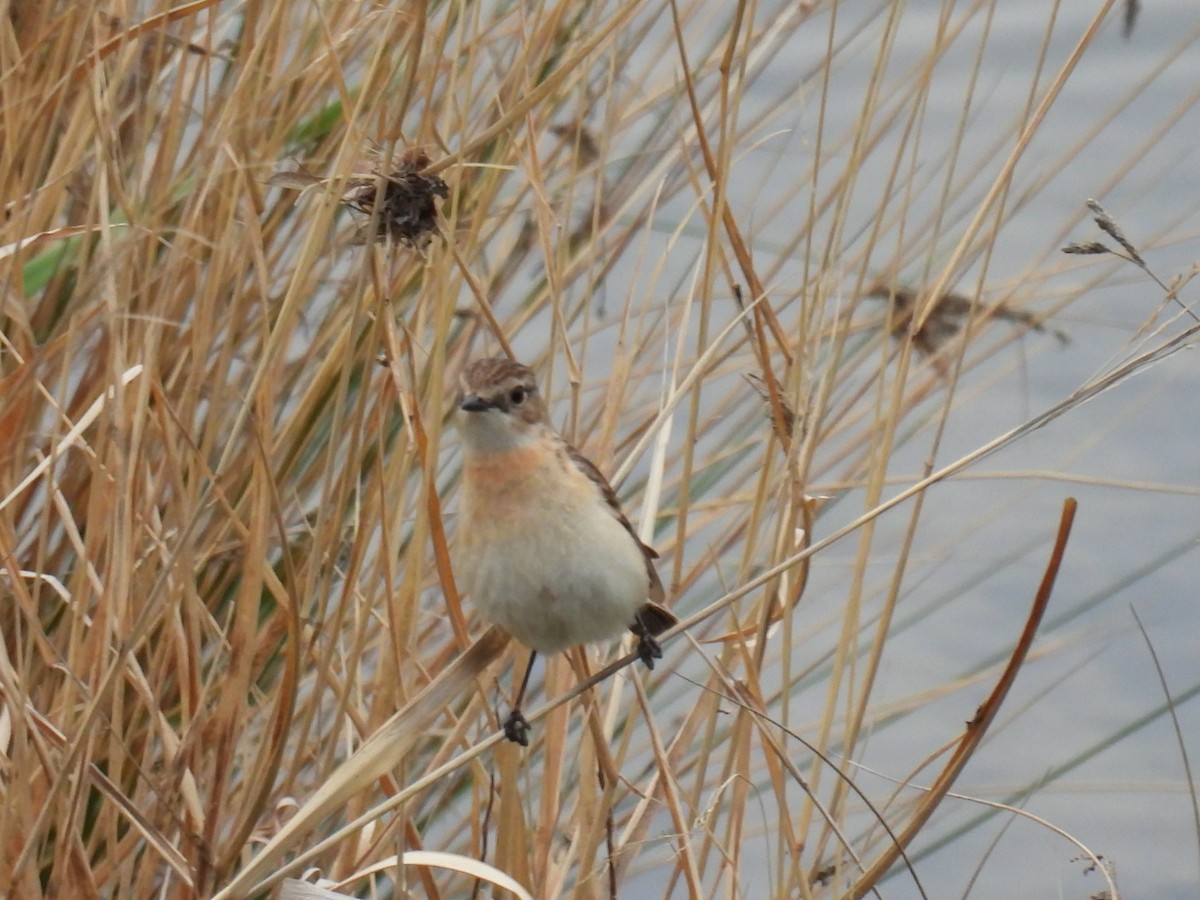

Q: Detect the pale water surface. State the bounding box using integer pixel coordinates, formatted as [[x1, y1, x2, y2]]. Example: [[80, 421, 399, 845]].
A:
[[618, 2, 1200, 897]]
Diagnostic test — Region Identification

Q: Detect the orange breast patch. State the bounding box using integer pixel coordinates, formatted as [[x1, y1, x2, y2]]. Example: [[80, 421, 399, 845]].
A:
[[463, 443, 547, 492]]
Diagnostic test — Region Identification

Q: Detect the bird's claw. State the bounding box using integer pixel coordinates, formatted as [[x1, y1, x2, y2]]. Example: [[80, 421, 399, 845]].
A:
[[503, 709, 531, 746], [637, 633, 663, 670]]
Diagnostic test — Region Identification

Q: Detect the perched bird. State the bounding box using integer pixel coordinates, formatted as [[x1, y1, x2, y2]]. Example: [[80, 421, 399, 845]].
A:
[[454, 357, 677, 746]]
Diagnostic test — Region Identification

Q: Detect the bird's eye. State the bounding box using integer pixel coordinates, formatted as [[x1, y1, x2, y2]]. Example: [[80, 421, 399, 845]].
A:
[[509, 387, 527, 405]]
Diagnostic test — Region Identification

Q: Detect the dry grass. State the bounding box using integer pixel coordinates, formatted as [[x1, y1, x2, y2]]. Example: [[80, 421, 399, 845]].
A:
[[1, 1, 1195, 898]]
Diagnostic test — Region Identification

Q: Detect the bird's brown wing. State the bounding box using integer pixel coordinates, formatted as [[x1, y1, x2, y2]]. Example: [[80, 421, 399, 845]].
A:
[[564, 442, 669, 609]]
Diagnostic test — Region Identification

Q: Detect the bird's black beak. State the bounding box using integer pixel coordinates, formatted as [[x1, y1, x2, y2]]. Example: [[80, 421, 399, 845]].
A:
[[459, 395, 491, 412]]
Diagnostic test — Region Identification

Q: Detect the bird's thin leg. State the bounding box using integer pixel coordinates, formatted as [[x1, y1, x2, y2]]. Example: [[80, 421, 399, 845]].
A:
[[634, 611, 663, 670], [503, 650, 536, 746]]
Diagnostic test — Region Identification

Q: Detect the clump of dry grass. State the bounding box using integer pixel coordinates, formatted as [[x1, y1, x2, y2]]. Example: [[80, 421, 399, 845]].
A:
[[1, 2, 1195, 898], [863, 280, 1068, 371], [270, 148, 449, 249]]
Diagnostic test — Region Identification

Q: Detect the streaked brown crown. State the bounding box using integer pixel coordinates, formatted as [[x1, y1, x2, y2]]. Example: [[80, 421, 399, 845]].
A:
[[458, 357, 549, 424]]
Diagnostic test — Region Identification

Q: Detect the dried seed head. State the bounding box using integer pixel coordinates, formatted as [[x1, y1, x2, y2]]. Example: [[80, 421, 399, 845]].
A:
[[342, 149, 449, 248], [745, 373, 801, 441], [269, 149, 450, 250], [866, 281, 1064, 357], [1086, 199, 1145, 266], [1062, 241, 1112, 256], [866, 281, 973, 355]]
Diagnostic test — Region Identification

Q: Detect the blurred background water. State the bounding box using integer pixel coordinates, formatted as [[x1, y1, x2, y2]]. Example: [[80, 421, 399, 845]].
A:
[[617, 1, 1200, 896]]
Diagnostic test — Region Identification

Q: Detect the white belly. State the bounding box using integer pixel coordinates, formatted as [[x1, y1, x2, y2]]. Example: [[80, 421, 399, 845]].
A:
[[459, 493, 649, 653]]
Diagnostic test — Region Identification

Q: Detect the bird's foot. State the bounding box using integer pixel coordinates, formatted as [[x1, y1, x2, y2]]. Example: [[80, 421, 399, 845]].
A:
[[636, 633, 663, 670], [503, 708, 531, 746]]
